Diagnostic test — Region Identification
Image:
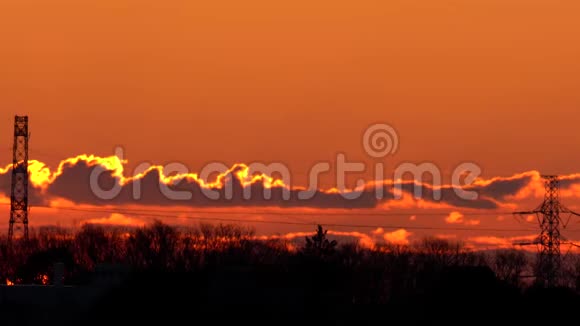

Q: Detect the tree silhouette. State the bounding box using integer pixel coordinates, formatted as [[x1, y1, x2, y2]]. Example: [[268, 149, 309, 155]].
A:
[[126, 220, 178, 271], [303, 225, 337, 257], [493, 250, 528, 287]]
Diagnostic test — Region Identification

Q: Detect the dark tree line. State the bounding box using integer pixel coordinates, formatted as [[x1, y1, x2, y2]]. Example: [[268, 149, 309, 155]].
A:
[[1, 221, 580, 325], [1, 222, 580, 289]]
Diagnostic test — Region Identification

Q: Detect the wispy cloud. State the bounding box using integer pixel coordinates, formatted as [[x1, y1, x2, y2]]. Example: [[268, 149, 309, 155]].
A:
[[445, 211, 480, 226]]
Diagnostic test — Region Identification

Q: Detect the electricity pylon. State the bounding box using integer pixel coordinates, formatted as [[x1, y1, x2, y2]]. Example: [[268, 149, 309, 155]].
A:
[[8, 115, 29, 242], [514, 175, 580, 287]]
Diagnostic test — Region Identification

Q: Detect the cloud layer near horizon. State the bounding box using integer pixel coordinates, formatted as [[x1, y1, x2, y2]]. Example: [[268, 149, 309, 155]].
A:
[[0, 155, 578, 211]]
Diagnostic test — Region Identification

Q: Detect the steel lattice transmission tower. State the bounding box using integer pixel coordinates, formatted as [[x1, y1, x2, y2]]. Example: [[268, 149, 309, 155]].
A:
[[514, 175, 580, 287], [8, 115, 30, 242]]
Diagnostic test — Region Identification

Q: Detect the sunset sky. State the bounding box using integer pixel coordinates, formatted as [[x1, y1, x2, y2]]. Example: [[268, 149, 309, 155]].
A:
[[0, 1, 579, 249]]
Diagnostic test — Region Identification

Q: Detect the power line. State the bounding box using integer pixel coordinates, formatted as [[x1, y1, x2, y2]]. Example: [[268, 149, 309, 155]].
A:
[[563, 242, 580, 248], [50, 205, 539, 233], [3, 204, 580, 232], [21, 203, 516, 218], [3, 201, 578, 233], [0, 201, 521, 220], [0, 201, 559, 232]]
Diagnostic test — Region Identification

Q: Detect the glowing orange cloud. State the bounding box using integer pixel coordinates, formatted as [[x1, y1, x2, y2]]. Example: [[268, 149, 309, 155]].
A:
[[256, 230, 379, 249], [369, 227, 412, 246], [377, 194, 455, 210], [445, 211, 480, 226], [3, 155, 127, 189], [383, 229, 412, 245], [20, 155, 292, 193], [471, 171, 540, 188], [28, 160, 52, 188], [0, 195, 9, 205], [467, 235, 538, 250], [83, 213, 145, 227], [5, 154, 539, 196], [2, 154, 580, 215], [435, 234, 458, 240], [504, 171, 545, 201], [445, 212, 464, 224]]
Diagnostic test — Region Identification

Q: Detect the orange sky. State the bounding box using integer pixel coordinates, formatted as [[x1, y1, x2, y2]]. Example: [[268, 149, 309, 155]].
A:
[[1, 1, 580, 247], [1, 1, 580, 178]]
